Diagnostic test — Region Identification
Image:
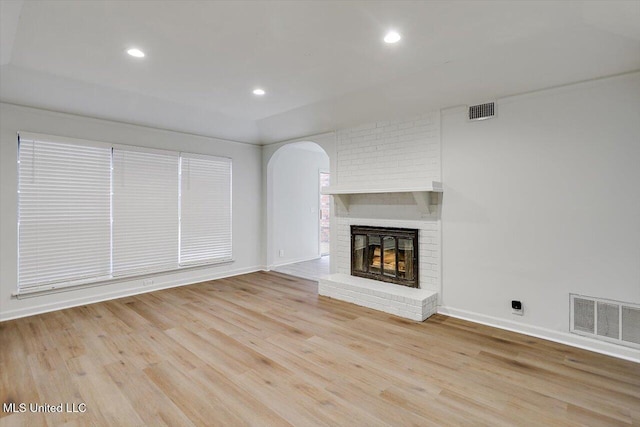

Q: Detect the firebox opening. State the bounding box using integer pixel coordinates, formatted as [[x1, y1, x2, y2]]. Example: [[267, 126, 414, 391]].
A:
[[351, 226, 419, 288]]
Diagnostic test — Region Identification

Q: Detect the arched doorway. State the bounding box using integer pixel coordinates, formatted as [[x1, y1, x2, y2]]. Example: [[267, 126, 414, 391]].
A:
[[266, 141, 330, 279]]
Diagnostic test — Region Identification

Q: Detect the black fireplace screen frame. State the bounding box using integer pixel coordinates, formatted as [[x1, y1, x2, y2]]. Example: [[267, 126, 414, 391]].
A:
[[350, 225, 419, 288]]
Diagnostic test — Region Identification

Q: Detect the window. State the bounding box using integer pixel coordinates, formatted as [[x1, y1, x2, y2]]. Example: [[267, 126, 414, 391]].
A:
[[112, 147, 180, 276], [18, 135, 112, 291], [179, 154, 232, 266], [17, 132, 232, 294]]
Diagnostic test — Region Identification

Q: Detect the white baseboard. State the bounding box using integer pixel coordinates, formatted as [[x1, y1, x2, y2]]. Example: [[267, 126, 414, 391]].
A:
[[269, 254, 322, 269], [437, 306, 639, 363], [0, 265, 263, 322]]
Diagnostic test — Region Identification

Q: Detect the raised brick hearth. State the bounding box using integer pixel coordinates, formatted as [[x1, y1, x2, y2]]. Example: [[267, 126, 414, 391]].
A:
[[319, 274, 437, 321]]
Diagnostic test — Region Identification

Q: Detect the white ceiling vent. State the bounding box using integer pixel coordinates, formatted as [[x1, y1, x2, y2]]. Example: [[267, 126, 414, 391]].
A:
[[570, 294, 640, 349], [468, 102, 495, 121]]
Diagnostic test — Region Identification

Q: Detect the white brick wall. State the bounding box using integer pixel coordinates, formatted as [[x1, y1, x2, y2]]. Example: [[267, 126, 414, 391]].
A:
[[335, 112, 440, 188], [328, 111, 442, 318]]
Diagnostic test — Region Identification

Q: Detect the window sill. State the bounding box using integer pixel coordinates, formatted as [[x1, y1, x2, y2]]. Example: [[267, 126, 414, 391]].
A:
[[12, 259, 235, 299]]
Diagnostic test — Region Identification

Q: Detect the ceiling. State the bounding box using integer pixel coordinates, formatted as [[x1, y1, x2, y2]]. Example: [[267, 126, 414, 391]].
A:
[[1, 0, 639, 144]]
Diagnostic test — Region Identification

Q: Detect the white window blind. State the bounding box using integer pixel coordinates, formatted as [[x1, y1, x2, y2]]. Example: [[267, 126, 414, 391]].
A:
[[112, 147, 179, 276], [180, 153, 232, 266], [18, 133, 112, 291], [17, 132, 233, 294]]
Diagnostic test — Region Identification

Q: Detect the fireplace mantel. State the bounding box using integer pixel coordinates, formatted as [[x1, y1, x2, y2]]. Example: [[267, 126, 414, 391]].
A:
[[321, 181, 443, 214]]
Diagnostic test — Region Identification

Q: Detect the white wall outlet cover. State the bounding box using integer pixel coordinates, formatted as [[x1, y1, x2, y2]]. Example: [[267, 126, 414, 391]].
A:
[[279, 249, 285, 257]]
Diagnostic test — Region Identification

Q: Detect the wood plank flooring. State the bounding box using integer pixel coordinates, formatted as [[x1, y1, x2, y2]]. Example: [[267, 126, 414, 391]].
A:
[[1, 271, 639, 426], [273, 256, 330, 281]]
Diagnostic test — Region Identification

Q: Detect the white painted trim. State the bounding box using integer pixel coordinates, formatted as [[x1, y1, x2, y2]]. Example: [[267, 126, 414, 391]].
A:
[[322, 182, 443, 194], [437, 306, 640, 363], [3, 102, 259, 147], [0, 265, 263, 322], [439, 71, 640, 116], [13, 260, 236, 298], [319, 169, 330, 257], [262, 130, 336, 147], [269, 255, 322, 270]]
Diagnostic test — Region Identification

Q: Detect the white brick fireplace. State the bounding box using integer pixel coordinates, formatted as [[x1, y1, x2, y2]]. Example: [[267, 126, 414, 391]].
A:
[[319, 112, 442, 321]]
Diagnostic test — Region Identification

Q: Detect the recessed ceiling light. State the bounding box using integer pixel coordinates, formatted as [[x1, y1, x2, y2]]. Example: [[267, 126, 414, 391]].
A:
[[384, 31, 401, 44], [253, 88, 266, 96], [127, 48, 145, 58]]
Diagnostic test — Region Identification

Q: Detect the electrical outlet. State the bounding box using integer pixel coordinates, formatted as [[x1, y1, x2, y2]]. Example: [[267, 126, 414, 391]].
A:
[[279, 249, 284, 257], [143, 279, 153, 286], [511, 300, 523, 316]]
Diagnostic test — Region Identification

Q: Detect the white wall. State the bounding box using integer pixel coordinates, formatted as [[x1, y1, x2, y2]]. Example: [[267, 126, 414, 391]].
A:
[[0, 103, 263, 321], [441, 73, 640, 357], [271, 144, 329, 266], [262, 132, 335, 269]]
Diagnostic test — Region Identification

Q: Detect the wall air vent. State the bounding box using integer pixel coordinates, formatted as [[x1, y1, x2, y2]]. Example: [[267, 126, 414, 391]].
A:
[[622, 306, 640, 345], [570, 294, 640, 349], [468, 102, 495, 121]]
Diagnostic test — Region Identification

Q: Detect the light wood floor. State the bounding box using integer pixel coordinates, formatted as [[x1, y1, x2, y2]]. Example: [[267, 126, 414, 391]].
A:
[[274, 256, 330, 281], [1, 272, 639, 427]]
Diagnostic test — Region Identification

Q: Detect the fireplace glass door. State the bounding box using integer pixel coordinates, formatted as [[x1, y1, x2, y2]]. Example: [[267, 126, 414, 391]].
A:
[[398, 238, 414, 280], [368, 235, 381, 274], [353, 234, 366, 273], [351, 226, 419, 288], [382, 236, 396, 277]]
